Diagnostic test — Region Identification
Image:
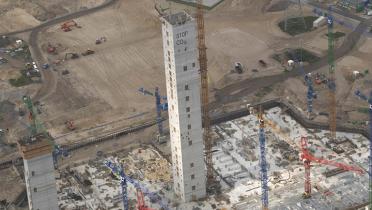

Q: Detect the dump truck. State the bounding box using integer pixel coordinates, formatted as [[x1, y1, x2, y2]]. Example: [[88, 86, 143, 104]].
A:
[[95, 37, 107, 45]]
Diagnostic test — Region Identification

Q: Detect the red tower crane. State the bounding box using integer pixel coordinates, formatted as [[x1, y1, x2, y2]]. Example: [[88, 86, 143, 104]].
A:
[[136, 189, 154, 210], [300, 136, 364, 198]]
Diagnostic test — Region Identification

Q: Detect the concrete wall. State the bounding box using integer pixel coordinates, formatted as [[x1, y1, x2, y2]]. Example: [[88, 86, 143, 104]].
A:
[[24, 153, 58, 210], [161, 12, 206, 202]]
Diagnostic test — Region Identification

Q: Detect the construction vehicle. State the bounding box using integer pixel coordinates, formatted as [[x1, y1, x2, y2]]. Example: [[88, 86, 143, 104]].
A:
[[25, 62, 33, 70], [81, 49, 95, 56], [95, 37, 107, 45], [47, 43, 57, 54], [300, 136, 364, 199], [61, 20, 81, 32], [65, 120, 76, 131], [32, 61, 39, 73], [138, 87, 167, 136], [65, 53, 79, 60], [234, 62, 243, 74], [53, 59, 63, 65], [259, 59, 267, 67], [42, 63, 49, 69], [103, 160, 169, 210]]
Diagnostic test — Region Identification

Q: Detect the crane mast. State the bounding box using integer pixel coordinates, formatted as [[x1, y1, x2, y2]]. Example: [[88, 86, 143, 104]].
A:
[[327, 6, 337, 139], [300, 136, 364, 198], [104, 160, 165, 210], [258, 109, 269, 210], [196, 0, 215, 188]]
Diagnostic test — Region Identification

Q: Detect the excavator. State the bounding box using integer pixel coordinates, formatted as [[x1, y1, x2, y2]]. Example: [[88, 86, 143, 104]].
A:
[[65, 120, 76, 131], [61, 20, 81, 32]]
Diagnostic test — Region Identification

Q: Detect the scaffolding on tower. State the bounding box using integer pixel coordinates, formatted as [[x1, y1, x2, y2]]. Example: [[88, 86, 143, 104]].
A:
[[22, 96, 68, 168], [196, 0, 217, 192]]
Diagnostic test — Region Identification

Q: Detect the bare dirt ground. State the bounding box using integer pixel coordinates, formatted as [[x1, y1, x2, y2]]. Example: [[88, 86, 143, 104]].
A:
[[34, 0, 335, 140], [277, 39, 372, 125], [0, 167, 25, 204], [0, 0, 105, 33], [0, 50, 40, 158], [2, 0, 369, 147]]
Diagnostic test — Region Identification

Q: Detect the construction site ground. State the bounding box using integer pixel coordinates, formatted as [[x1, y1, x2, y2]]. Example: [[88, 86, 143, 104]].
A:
[[1, 0, 372, 208], [0, 0, 369, 148], [54, 106, 369, 209], [15, 0, 363, 144]]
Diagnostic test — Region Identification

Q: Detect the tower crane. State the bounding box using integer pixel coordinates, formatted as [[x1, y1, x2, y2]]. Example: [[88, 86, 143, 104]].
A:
[[104, 160, 169, 210], [22, 96, 68, 168], [257, 108, 269, 210], [138, 87, 168, 135], [287, 48, 317, 118], [354, 89, 372, 209], [196, 0, 217, 191], [300, 136, 364, 199], [327, 6, 337, 140], [136, 189, 154, 210]]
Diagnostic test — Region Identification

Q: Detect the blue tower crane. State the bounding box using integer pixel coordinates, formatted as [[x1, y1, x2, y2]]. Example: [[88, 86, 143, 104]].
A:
[[288, 49, 317, 118], [138, 87, 168, 135], [104, 160, 129, 210], [258, 109, 269, 210], [354, 89, 372, 209], [104, 160, 170, 210]]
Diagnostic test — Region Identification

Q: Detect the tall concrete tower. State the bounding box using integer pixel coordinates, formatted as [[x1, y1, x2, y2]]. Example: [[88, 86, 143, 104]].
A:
[[18, 133, 58, 210], [160, 11, 206, 202]]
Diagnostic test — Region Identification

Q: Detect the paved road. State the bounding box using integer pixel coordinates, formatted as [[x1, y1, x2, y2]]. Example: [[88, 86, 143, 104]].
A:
[[0, 0, 118, 101], [211, 7, 372, 109]]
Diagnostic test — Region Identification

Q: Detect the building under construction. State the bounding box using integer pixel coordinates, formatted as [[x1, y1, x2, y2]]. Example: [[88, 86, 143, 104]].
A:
[[161, 11, 206, 202], [17, 133, 58, 210]]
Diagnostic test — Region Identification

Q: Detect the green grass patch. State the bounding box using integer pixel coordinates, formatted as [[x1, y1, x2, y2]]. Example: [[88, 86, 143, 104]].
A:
[[278, 16, 317, 36], [10, 46, 32, 62], [326, 31, 346, 39], [272, 48, 320, 64], [284, 48, 320, 63], [357, 107, 370, 114], [9, 70, 33, 87], [167, 0, 224, 10]]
